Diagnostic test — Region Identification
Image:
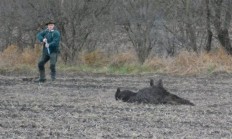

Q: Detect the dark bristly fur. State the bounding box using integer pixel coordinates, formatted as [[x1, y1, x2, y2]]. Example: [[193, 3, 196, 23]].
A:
[[115, 79, 194, 106], [115, 88, 137, 102]]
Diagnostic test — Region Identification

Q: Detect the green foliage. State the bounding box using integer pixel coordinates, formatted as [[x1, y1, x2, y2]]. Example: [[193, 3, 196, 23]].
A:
[[107, 64, 153, 74]]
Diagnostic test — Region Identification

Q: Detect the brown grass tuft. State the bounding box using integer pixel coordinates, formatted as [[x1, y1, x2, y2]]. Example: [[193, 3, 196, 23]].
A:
[[0, 45, 41, 69], [168, 51, 202, 75], [21, 45, 41, 65], [0, 45, 20, 66], [145, 48, 232, 75], [144, 57, 165, 71], [0, 45, 232, 75], [110, 51, 138, 67], [79, 50, 108, 67]]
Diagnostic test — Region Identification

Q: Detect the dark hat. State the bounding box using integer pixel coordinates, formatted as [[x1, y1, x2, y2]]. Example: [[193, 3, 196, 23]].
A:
[[45, 20, 55, 25]]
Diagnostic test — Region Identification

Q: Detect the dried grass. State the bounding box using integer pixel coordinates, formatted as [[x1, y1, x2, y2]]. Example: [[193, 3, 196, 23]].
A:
[[79, 50, 108, 67], [0, 45, 232, 75], [145, 48, 232, 75], [0, 45, 41, 74], [21, 45, 41, 65], [110, 51, 138, 67], [0, 45, 20, 66], [0, 45, 41, 67]]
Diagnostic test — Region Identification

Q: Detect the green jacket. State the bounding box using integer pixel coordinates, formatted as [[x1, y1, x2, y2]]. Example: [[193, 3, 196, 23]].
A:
[[37, 29, 61, 54]]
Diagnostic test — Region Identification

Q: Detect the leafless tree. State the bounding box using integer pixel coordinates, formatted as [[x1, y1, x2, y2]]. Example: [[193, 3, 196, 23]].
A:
[[1, 0, 232, 64], [163, 0, 207, 54], [205, 0, 213, 52], [113, 0, 163, 63], [58, 0, 113, 64], [211, 0, 232, 54], [0, 0, 113, 64]]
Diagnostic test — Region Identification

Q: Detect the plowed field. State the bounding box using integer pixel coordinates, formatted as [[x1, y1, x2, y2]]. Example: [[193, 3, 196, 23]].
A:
[[0, 73, 232, 138]]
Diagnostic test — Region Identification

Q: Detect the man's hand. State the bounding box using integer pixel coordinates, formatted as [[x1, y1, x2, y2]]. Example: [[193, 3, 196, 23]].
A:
[[43, 38, 47, 43], [45, 43, 49, 48]]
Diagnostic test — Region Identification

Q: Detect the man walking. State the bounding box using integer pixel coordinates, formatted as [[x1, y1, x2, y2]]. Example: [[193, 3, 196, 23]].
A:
[[35, 20, 61, 82]]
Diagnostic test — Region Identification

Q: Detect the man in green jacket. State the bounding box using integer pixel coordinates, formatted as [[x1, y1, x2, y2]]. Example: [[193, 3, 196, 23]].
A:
[[35, 20, 61, 82]]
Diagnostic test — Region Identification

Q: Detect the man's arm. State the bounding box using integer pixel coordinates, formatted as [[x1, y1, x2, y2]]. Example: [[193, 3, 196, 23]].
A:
[[37, 30, 47, 42]]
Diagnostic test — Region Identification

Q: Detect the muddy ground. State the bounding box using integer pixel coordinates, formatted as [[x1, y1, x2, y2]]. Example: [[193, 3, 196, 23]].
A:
[[0, 73, 232, 139]]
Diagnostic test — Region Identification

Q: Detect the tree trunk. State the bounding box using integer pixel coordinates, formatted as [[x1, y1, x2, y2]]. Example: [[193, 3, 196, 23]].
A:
[[212, 0, 232, 54], [185, 0, 198, 53], [205, 0, 212, 53], [205, 30, 212, 53], [218, 29, 232, 54]]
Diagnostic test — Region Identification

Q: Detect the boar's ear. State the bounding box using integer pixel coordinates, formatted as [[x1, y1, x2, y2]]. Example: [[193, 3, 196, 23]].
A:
[[115, 88, 121, 100], [156, 79, 163, 87], [116, 88, 120, 93], [150, 79, 154, 86]]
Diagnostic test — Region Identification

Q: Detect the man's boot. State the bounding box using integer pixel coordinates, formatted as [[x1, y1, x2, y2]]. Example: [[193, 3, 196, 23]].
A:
[[51, 72, 56, 81], [34, 70, 46, 83], [50, 64, 56, 81]]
